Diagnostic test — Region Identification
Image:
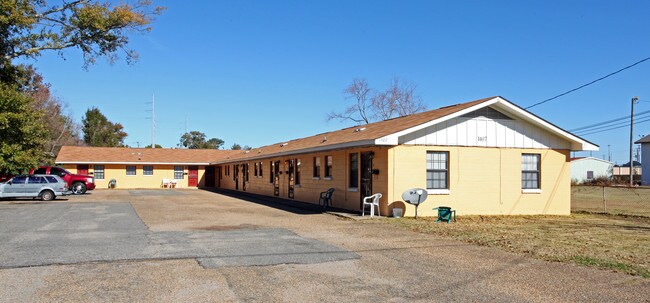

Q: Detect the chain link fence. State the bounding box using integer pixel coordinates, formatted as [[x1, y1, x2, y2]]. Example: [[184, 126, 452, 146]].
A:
[[572, 185, 650, 217]]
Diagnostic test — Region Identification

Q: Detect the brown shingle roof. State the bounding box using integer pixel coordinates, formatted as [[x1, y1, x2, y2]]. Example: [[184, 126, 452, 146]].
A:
[[217, 96, 497, 163], [56, 146, 237, 164], [635, 134, 650, 144]]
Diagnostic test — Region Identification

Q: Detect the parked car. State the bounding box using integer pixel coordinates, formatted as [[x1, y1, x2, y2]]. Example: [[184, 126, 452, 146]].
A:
[[0, 174, 12, 183], [0, 174, 70, 201], [29, 166, 95, 195]]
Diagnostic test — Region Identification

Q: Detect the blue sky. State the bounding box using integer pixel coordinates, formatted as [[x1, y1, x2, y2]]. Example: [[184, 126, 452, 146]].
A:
[[28, 0, 650, 164]]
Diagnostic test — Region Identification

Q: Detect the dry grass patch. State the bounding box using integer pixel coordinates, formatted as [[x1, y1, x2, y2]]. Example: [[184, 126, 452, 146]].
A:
[[381, 213, 650, 278], [572, 186, 650, 216]]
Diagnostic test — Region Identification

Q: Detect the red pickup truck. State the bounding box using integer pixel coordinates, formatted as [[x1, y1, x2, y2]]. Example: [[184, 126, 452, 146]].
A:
[[30, 166, 96, 194]]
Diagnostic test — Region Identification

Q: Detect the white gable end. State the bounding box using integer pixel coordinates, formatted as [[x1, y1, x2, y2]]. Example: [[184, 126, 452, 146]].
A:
[[375, 97, 597, 151], [398, 110, 572, 149]]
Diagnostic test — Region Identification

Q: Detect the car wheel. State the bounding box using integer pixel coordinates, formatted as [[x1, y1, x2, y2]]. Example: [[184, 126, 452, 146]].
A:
[[72, 182, 87, 195], [40, 190, 55, 201]]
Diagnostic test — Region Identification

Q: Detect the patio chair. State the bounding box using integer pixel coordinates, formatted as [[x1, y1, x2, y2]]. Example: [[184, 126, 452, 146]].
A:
[[432, 206, 456, 223], [162, 179, 170, 188], [362, 193, 382, 217], [319, 188, 335, 209], [170, 179, 178, 188]]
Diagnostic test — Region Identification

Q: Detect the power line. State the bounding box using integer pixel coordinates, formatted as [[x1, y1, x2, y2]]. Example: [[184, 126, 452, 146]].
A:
[[570, 109, 650, 132], [575, 118, 641, 135], [577, 117, 650, 136], [526, 56, 650, 109]]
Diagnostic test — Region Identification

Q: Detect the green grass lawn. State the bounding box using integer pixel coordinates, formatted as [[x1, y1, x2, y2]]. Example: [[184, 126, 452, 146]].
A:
[[379, 213, 650, 278]]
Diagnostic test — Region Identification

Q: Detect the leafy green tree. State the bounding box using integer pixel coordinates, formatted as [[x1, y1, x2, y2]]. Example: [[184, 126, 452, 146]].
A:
[[205, 138, 225, 149], [231, 143, 252, 150], [82, 107, 128, 147], [0, 83, 48, 174], [145, 144, 162, 148], [0, 0, 161, 172], [180, 131, 224, 149], [1, 0, 165, 76], [21, 67, 82, 160]]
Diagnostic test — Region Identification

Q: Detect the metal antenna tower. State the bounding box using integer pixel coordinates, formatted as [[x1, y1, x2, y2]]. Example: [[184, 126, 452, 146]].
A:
[[152, 93, 155, 148]]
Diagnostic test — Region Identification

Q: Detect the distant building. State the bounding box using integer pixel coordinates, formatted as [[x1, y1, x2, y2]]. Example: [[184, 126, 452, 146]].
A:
[[612, 161, 642, 183], [635, 135, 650, 185], [570, 157, 613, 183]]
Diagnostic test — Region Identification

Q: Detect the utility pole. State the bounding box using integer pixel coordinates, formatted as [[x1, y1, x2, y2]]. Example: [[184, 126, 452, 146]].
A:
[[608, 144, 611, 162], [630, 96, 639, 186]]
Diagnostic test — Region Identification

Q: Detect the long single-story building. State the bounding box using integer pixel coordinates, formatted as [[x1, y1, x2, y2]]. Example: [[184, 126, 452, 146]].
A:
[[56, 96, 597, 216], [56, 147, 237, 189]]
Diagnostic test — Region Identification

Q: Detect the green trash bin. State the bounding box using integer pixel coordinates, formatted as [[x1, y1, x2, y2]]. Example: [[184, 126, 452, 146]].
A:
[[433, 206, 456, 223]]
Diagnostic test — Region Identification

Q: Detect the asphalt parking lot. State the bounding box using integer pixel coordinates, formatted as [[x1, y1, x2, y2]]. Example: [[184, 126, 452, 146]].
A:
[[0, 189, 648, 302], [0, 202, 357, 269]]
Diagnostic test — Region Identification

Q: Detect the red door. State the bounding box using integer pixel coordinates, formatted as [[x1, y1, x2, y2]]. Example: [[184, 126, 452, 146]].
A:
[[188, 166, 199, 187], [77, 165, 89, 175]]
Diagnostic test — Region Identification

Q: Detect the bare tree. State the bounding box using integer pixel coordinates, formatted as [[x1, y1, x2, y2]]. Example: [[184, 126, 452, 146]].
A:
[[328, 78, 372, 124], [329, 77, 426, 124]]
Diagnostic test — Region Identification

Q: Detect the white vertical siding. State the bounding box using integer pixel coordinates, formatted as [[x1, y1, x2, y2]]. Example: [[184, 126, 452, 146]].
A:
[[641, 144, 650, 185], [399, 116, 572, 149]]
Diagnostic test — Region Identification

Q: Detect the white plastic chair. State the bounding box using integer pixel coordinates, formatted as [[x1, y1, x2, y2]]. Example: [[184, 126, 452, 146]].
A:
[[362, 193, 382, 217], [162, 179, 170, 188], [170, 179, 178, 188]]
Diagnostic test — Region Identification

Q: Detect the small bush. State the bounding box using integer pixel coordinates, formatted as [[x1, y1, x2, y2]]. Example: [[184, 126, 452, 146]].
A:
[[580, 176, 614, 186]]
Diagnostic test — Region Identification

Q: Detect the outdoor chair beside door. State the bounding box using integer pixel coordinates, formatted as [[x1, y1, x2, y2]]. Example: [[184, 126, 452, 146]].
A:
[[362, 193, 382, 217]]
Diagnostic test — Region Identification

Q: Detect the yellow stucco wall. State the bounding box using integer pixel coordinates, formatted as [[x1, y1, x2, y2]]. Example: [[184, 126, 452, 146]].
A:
[[62, 164, 207, 189], [60, 144, 572, 217], [387, 146, 571, 217], [217, 147, 389, 211]]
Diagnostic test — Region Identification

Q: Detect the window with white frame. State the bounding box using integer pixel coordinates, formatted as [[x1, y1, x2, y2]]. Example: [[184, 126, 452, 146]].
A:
[[426, 151, 448, 189], [94, 165, 105, 179], [143, 165, 154, 176], [174, 166, 184, 179], [521, 154, 541, 189], [126, 165, 136, 176]]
